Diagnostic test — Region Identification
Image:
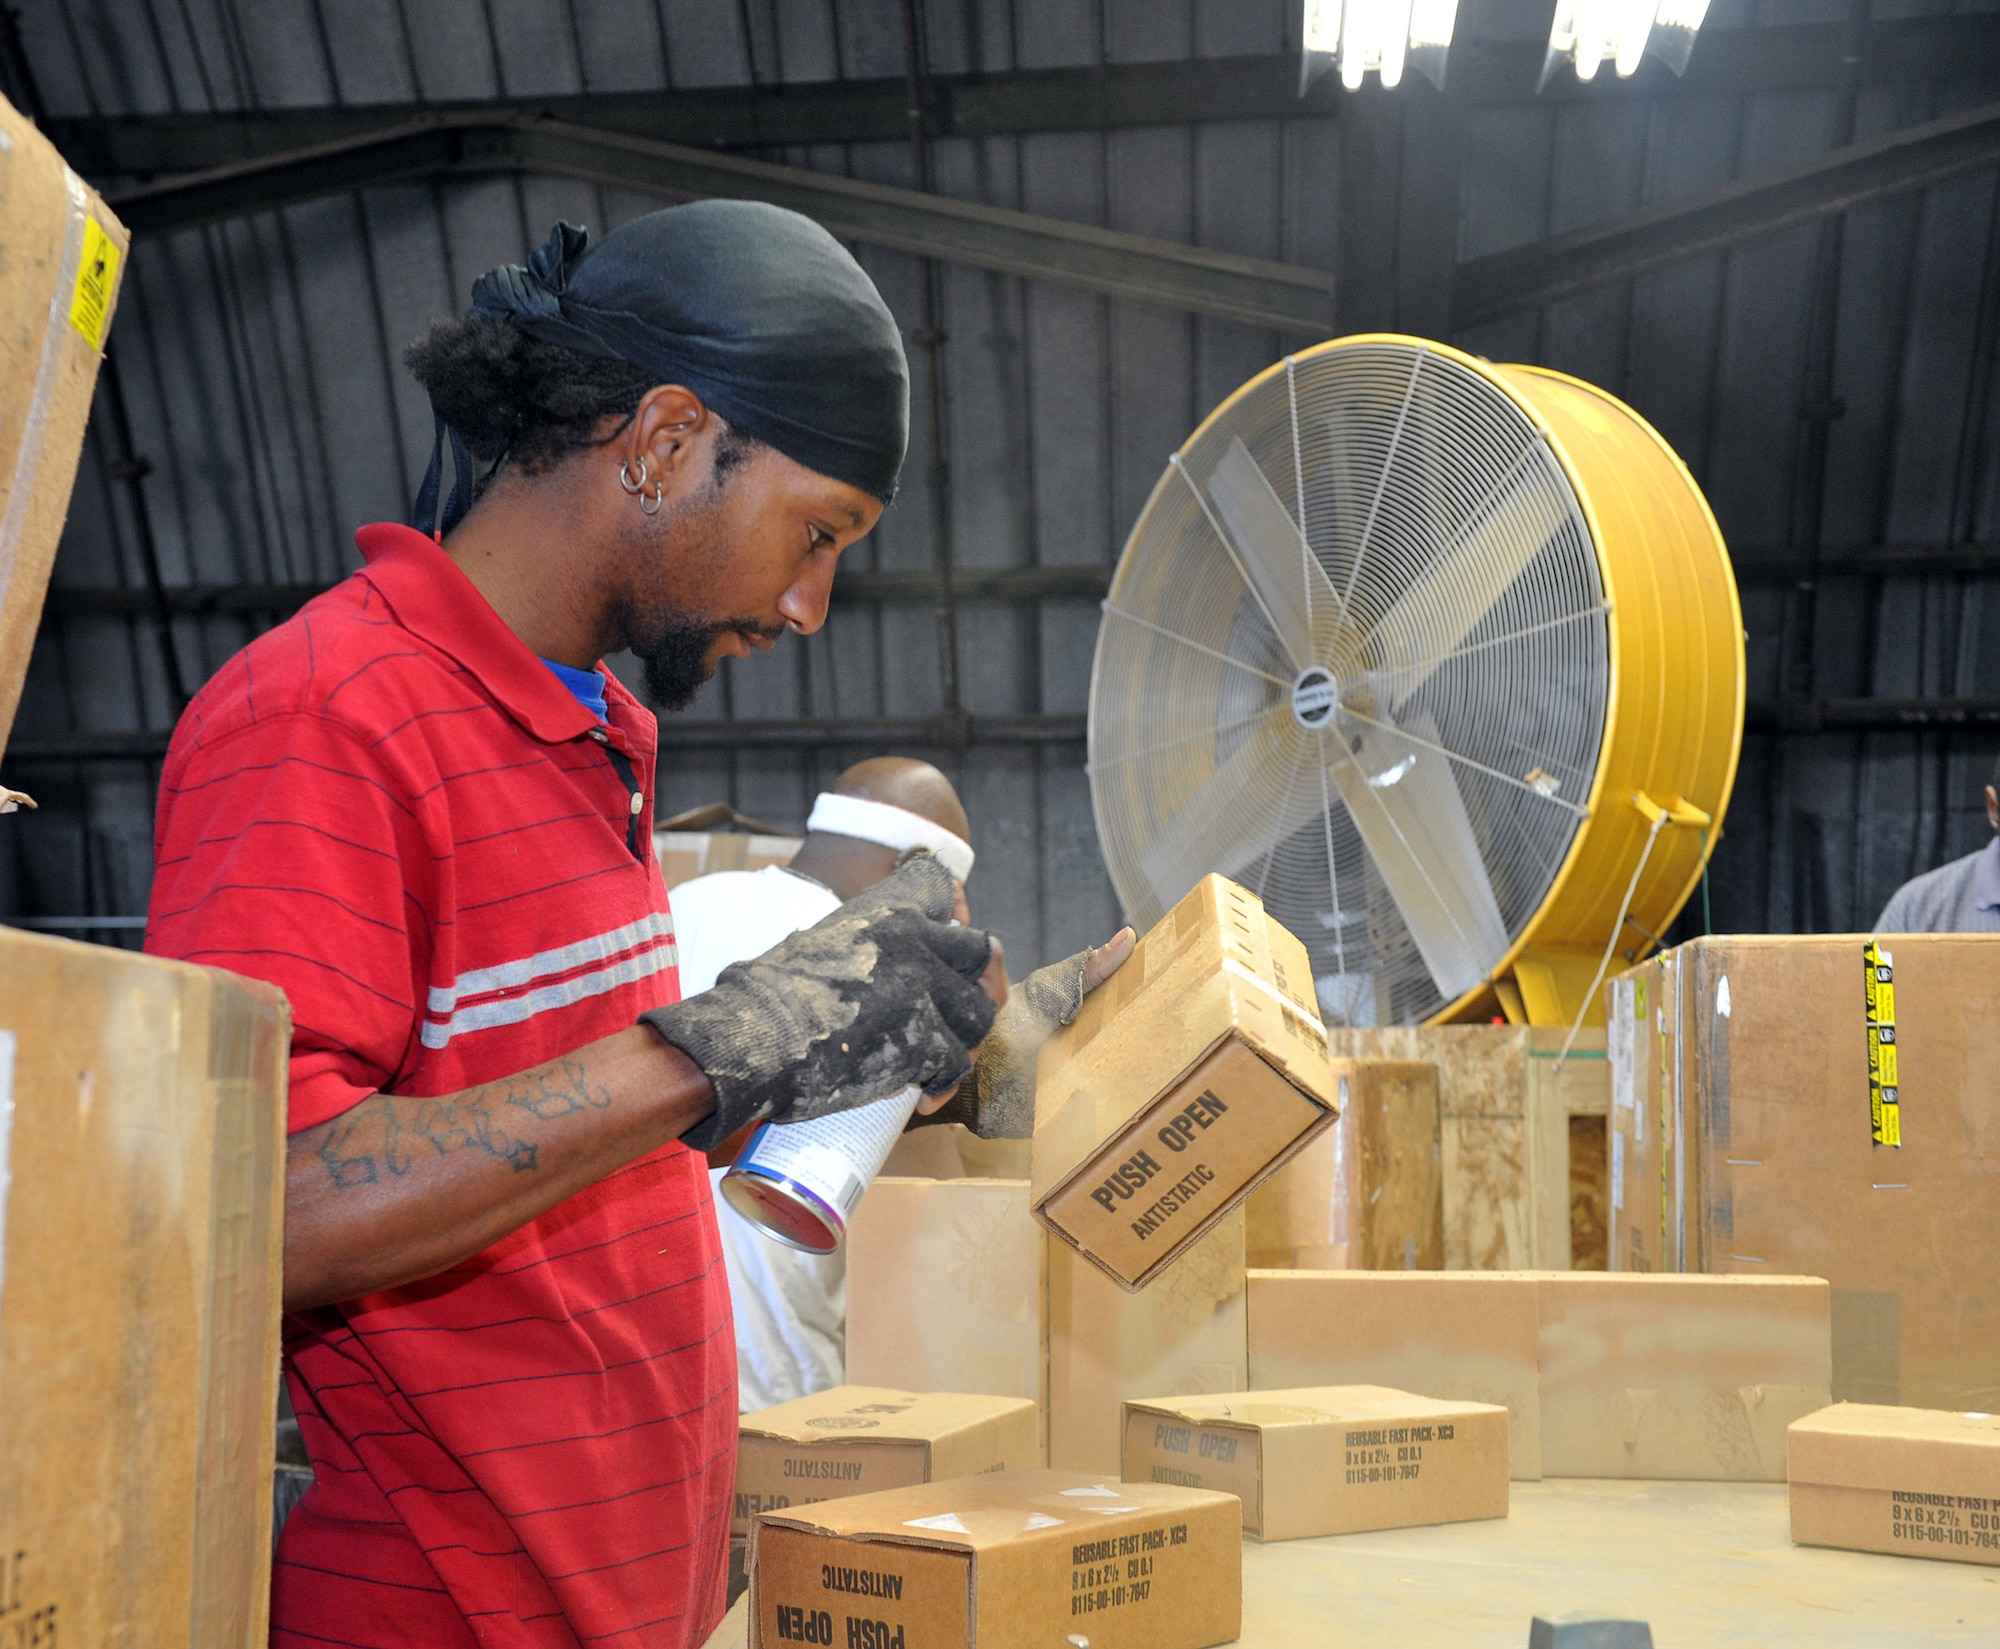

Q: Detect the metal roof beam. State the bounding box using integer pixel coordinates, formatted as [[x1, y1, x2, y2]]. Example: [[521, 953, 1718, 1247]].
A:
[[107, 117, 1338, 335], [103, 89, 2000, 339], [45, 17, 2000, 181], [0, 713, 1089, 765], [1454, 99, 2000, 328], [38, 542, 2000, 627], [38, 566, 1118, 621], [13, 694, 2000, 767]]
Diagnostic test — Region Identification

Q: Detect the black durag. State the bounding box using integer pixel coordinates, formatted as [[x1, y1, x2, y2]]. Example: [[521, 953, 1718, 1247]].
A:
[[412, 201, 910, 537]]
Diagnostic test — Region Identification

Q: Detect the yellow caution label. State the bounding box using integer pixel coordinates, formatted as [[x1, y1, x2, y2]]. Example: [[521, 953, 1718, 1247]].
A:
[[1864, 940, 1900, 1149], [1658, 971, 1672, 1256], [69, 216, 120, 351]]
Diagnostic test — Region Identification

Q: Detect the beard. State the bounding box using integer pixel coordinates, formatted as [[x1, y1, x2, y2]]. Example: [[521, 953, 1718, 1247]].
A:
[[611, 487, 784, 712], [632, 615, 770, 712]]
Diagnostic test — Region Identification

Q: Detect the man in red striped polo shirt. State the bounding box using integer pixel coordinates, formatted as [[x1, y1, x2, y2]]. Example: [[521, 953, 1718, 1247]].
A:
[[146, 204, 1001, 1649]]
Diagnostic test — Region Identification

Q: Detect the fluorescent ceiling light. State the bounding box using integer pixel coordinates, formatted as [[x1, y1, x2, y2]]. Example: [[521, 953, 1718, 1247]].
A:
[[1539, 0, 1712, 90], [1301, 0, 1458, 94]]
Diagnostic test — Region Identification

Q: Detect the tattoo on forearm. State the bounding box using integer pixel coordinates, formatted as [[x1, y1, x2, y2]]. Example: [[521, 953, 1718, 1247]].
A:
[[503, 1056, 614, 1122], [315, 1096, 411, 1189], [312, 1056, 611, 1190]]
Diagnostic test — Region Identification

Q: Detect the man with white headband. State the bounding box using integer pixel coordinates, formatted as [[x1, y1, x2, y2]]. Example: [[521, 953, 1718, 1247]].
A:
[[671, 759, 979, 1412], [671, 757, 1131, 1412]]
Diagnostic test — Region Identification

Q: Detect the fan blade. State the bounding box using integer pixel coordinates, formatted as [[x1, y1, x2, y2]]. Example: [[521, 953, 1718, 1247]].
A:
[[1368, 449, 1570, 712], [1325, 711, 1510, 1001], [1136, 707, 1326, 913], [1206, 437, 1340, 672]]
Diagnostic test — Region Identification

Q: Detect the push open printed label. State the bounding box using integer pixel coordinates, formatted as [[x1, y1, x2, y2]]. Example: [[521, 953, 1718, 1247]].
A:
[[1041, 1035, 1329, 1288]]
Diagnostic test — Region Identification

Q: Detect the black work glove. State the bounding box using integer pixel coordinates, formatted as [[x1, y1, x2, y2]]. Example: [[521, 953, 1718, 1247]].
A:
[[917, 929, 1135, 1140], [645, 854, 999, 1151]]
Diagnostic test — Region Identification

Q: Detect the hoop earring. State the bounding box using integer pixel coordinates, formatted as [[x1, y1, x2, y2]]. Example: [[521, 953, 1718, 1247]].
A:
[[639, 486, 664, 516], [618, 455, 650, 496]]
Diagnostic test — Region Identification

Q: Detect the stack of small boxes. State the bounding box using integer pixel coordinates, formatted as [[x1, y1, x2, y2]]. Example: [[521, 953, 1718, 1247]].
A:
[[738, 887, 2000, 1647]]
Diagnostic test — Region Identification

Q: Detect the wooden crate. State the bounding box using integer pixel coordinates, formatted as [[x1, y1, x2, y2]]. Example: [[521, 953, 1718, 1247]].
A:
[[1322, 1027, 1607, 1271]]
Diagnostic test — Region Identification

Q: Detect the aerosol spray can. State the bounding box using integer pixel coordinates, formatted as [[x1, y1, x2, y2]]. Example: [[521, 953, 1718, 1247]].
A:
[[718, 1084, 922, 1254]]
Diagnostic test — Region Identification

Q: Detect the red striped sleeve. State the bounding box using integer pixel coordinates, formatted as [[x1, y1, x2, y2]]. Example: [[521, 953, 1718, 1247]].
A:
[[150, 711, 438, 1133]]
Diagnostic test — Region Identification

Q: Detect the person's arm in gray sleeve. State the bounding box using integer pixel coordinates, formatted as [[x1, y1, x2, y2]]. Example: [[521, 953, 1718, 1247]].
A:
[[913, 925, 1137, 1139]]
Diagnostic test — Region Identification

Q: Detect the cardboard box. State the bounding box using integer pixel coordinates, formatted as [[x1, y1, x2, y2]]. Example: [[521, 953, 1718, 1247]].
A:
[[0, 929, 288, 1646], [1247, 1270, 1543, 1478], [845, 1178, 1046, 1424], [750, 1469, 1241, 1649], [1047, 1209, 1248, 1473], [1245, 1058, 1443, 1271], [1790, 1404, 2000, 1567], [1247, 1269, 1832, 1481], [876, 1126, 1033, 1180], [655, 828, 801, 889], [1032, 875, 1338, 1289], [1121, 1385, 1509, 1540], [0, 92, 129, 762], [1537, 1273, 1831, 1479], [1607, 935, 2000, 1411], [735, 1386, 1039, 1539]]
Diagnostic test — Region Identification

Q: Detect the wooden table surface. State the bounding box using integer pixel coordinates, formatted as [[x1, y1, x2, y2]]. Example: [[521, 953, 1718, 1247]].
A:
[[705, 1479, 1999, 1648], [1238, 1479, 1995, 1646]]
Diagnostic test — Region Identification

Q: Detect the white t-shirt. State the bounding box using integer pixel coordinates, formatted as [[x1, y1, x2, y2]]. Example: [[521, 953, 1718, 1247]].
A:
[[672, 865, 910, 1413]]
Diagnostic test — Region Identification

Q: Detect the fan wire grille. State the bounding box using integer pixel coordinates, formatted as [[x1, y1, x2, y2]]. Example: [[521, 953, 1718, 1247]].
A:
[[1089, 341, 1608, 1027]]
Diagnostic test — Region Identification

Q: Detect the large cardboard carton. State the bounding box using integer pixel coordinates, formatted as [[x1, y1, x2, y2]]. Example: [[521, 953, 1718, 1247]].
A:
[[1247, 1269, 1832, 1481], [1047, 1209, 1248, 1473], [845, 1178, 1046, 1425], [750, 1469, 1241, 1649], [1245, 1058, 1443, 1271], [874, 1127, 1034, 1179], [0, 930, 288, 1646], [735, 1387, 1039, 1539], [1790, 1404, 2000, 1567], [1607, 935, 2000, 1411], [1120, 1385, 1509, 1541], [1032, 875, 1338, 1290], [1537, 1273, 1831, 1479], [1247, 1270, 1544, 1478], [0, 93, 129, 762]]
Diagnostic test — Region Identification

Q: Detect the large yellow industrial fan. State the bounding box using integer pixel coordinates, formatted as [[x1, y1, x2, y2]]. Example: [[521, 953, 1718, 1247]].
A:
[[1088, 335, 1743, 1028]]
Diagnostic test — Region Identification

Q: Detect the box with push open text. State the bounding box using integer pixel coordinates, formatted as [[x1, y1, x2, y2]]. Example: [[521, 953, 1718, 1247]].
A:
[[749, 1468, 1242, 1649], [1121, 1385, 1509, 1541], [735, 1386, 1039, 1539], [1030, 875, 1339, 1290]]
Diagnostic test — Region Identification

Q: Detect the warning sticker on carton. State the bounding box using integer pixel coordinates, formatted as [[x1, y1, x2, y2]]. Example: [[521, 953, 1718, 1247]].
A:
[[69, 216, 120, 352], [1863, 940, 1900, 1149]]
